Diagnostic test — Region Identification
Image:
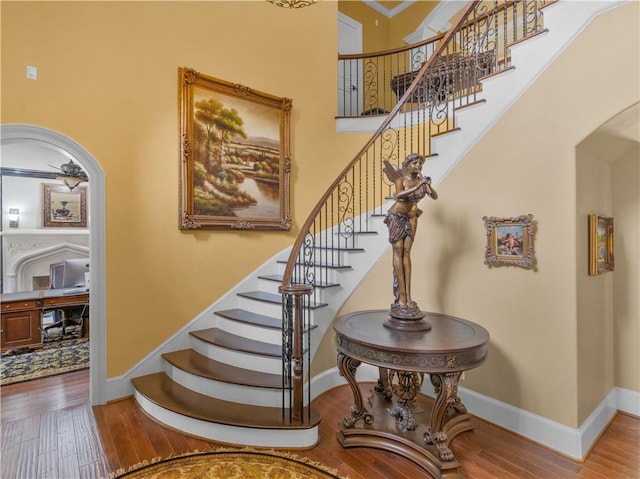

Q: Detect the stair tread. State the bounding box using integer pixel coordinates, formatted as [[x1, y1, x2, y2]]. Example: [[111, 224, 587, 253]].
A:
[[215, 308, 282, 329], [258, 274, 339, 289], [132, 372, 320, 429], [237, 290, 283, 304], [237, 290, 328, 309], [163, 349, 282, 388], [191, 327, 282, 357]]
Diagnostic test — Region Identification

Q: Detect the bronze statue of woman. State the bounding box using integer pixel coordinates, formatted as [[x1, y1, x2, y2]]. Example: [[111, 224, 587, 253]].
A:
[[383, 153, 438, 319]]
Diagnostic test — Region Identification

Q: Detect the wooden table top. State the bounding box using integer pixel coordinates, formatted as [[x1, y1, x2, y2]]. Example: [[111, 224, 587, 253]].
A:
[[334, 309, 489, 373]]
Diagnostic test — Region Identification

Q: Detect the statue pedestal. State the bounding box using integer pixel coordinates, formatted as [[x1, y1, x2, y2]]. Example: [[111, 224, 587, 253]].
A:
[[384, 315, 432, 331], [385, 304, 431, 331]]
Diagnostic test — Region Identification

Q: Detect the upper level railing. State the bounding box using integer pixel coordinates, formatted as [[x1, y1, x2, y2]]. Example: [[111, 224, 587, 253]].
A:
[[280, 0, 554, 423], [338, 0, 552, 118]]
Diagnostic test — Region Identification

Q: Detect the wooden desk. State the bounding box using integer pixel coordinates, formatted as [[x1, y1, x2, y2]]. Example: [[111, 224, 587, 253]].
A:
[[1, 290, 89, 353], [333, 310, 489, 479]]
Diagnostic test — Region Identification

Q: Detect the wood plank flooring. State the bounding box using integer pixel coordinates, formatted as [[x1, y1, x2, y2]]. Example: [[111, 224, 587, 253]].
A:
[[1, 369, 638, 478]]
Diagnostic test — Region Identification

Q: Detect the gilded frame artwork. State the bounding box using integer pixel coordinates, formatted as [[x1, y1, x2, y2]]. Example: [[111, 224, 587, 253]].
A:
[[178, 67, 292, 230], [588, 214, 614, 276], [483, 214, 536, 268], [42, 183, 87, 228]]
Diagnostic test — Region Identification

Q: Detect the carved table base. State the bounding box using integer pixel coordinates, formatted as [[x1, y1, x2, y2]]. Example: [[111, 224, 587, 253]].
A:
[[338, 360, 474, 478], [334, 310, 490, 479]]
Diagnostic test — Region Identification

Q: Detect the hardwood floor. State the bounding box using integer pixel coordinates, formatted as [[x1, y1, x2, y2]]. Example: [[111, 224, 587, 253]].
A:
[[1, 369, 638, 479]]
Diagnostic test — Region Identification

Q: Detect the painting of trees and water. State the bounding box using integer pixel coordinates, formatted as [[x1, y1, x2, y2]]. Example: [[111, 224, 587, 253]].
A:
[[179, 68, 291, 230]]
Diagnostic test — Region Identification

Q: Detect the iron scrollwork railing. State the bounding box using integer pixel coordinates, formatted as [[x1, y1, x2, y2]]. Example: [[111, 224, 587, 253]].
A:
[[281, 0, 554, 423], [339, 0, 552, 118]]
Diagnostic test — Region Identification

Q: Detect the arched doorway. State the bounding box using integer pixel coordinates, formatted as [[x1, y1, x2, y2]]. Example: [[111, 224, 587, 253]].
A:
[[1, 123, 106, 405]]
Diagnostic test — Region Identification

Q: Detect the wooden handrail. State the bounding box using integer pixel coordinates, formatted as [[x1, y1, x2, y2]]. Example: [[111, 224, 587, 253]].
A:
[[282, 1, 478, 288], [338, 31, 446, 61]]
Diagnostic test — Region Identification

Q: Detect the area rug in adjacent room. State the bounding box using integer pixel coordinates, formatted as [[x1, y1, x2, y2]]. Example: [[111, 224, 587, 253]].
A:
[[109, 449, 348, 479], [0, 337, 89, 386]]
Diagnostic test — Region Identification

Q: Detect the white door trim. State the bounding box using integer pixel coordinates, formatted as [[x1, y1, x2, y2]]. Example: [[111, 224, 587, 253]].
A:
[[1, 123, 107, 405]]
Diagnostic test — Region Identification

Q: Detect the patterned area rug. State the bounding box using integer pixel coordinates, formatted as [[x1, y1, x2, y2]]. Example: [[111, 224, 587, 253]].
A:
[[0, 337, 89, 386], [109, 449, 347, 479]]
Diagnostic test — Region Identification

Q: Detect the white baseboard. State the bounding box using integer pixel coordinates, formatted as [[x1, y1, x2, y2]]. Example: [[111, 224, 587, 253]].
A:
[[311, 368, 640, 460], [616, 387, 640, 417]]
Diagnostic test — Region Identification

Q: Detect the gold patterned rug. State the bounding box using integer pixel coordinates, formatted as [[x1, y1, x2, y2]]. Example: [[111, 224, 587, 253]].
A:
[[109, 449, 347, 479]]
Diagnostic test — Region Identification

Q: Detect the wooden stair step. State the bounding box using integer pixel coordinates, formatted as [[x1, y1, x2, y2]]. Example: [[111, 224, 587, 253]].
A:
[[163, 349, 282, 389], [257, 274, 339, 289], [454, 98, 487, 111], [215, 307, 319, 334], [215, 308, 282, 329], [132, 372, 320, 429], [237, 290, 328, 309], [190, 327, 282, 357]]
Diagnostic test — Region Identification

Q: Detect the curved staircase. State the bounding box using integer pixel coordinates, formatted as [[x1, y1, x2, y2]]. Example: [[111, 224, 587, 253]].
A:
[[130, 0, 627, 448]]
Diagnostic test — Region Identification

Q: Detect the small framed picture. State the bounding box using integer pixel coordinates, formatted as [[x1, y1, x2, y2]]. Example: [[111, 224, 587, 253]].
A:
[[42, 183, 88, 228], [588, 214, 614, 276], [483, 214, 536, 268]]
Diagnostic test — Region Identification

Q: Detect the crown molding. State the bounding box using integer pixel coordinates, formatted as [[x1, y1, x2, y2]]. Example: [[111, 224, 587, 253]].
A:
[[362, 0, 416, 19]]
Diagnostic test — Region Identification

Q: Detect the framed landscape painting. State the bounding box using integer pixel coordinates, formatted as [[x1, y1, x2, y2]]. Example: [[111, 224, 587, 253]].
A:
[[42, 183, 87, 228], [178, 67, 292, 230], [483, 214, 536, 268], [588, 214, 614, 276]]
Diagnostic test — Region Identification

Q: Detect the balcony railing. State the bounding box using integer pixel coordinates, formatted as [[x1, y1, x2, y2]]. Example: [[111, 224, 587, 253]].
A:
[[338, 0, 551, 118]]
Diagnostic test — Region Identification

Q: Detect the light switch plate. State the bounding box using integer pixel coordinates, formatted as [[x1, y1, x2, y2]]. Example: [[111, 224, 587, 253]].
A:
[[26, 65, 37, 80]]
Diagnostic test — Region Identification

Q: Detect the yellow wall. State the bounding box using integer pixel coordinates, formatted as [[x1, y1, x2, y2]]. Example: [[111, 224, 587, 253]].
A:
[[576, 144, 615, 424], [575, 132, 640, 424], [338, 0, 441, 52], [338, 1, 390, 53], [612, 154, 640, 394], [334, 2, 640, 428], [1, 0, 370, 376], [388, 1, 439, 46]]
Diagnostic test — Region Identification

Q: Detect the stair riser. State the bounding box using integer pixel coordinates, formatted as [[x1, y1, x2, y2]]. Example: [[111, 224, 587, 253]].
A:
[[309, 248, 364, 266], [191, 339, 283, 375], [135, 392, 319, 448], [165, 365, 293, 408], [276, 263, 346, 286], [256, 278, 334, 307], [214, 315, 282, 344], [236, 300, 282, 318]]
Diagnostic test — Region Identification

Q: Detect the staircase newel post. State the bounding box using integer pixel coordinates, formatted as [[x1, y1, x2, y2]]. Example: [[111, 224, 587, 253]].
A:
[[279, 283, 313, 423]]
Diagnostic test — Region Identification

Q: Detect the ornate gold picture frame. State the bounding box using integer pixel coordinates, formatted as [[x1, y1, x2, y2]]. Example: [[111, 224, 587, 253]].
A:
[[588, 214, 614, 276], [178, 67, 292, 230], [42, 183, 87, 228], [483, 214, 536, 268]]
